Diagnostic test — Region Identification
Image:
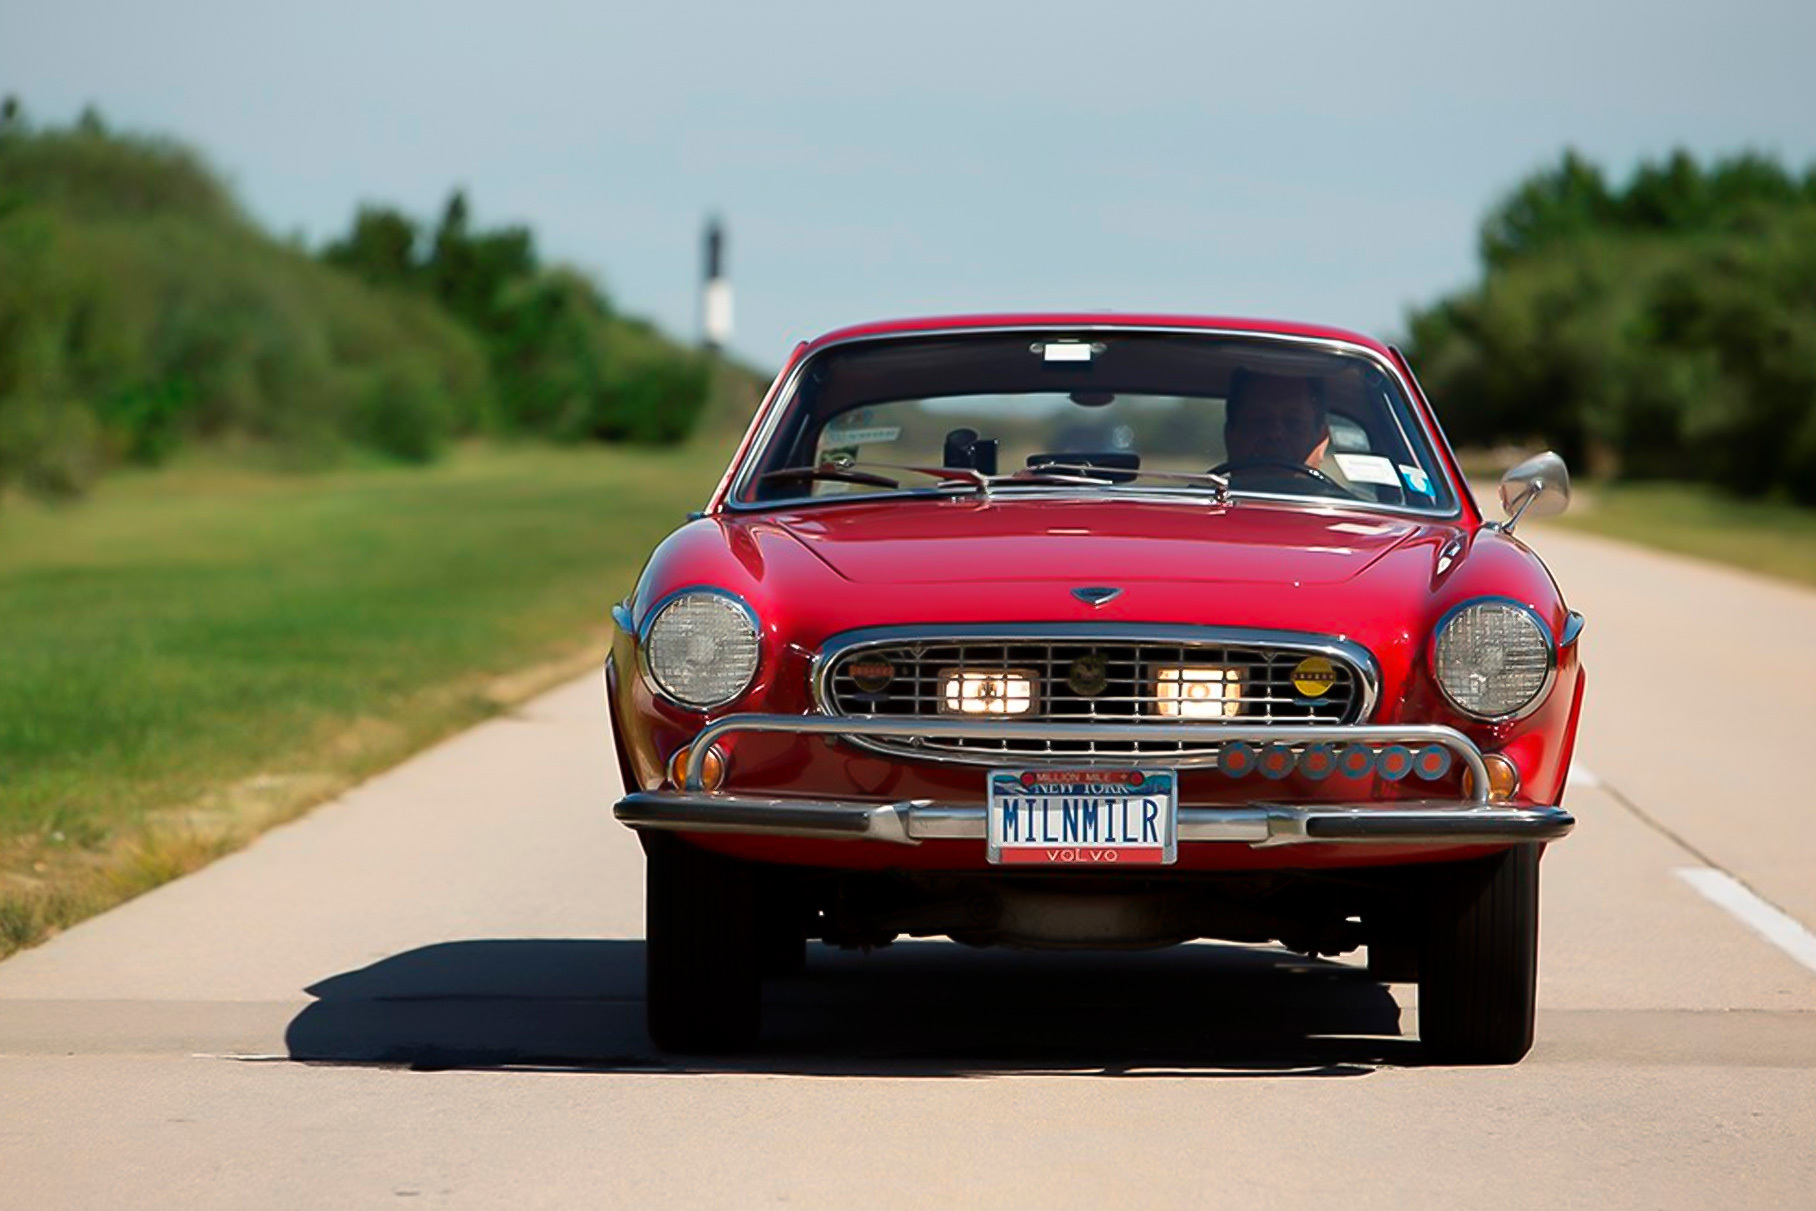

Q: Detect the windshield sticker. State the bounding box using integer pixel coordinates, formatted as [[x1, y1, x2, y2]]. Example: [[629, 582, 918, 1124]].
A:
[[823, 409, 902, 446], [1398, 464, 1433, 495], [1040, 342, 1095, 363], [821, 426, 900, 446], [1333, 453, 1401, 486]]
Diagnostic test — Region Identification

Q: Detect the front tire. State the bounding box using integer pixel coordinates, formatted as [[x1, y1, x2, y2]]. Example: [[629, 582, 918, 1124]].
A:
[[1417, 843, 1540, 1064], [758, 872, 809, 977], [644, 833, 763, 1053]]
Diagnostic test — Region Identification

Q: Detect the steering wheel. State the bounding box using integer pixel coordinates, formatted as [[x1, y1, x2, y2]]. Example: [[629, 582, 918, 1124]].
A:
[[1208, 457, 1348, 493]]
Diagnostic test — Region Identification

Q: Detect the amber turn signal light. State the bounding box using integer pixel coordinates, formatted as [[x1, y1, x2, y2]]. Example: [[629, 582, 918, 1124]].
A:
[[1462, 752, 1520, 802], [667, 743, 727, 791]]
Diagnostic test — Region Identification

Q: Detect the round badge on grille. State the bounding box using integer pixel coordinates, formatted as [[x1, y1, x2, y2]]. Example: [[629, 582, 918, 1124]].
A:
[[1067, 653, 1109, 697], [1291, 656, 1339, 698], [849, 657, 896, 693]]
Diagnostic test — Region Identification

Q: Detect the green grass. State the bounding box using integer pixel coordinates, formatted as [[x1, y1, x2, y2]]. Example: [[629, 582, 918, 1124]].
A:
[[0, 440, 729, 954], [1554, 480, 1816, 589]]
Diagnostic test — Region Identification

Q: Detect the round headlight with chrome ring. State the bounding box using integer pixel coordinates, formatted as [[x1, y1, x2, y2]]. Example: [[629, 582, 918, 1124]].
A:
[[1431, 598, 1555, 721], [641, 589, 761, 710]]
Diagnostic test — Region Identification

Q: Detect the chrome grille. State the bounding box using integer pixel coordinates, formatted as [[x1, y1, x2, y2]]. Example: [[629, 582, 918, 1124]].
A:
[[818, 630, 1372, 763]]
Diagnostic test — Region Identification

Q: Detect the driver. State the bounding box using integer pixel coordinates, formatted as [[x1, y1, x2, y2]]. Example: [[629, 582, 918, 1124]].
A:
[[1222, 370, 1331, 469]]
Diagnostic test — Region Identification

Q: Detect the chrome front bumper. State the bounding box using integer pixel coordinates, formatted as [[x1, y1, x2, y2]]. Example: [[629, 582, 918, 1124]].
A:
[[612, 713, 1576, 849], [615, 791, 1573, 847]]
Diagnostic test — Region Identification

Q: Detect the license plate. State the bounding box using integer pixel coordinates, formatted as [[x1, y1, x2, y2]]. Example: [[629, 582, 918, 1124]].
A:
[[987, 768, 1178, 866]]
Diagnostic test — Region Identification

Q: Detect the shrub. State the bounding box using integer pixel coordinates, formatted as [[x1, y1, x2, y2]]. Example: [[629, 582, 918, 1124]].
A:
[[1406, 150, 1816, 501]]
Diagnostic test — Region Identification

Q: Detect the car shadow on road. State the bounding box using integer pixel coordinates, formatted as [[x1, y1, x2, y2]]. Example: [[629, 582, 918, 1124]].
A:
[[285, 939, 1414, 1077]]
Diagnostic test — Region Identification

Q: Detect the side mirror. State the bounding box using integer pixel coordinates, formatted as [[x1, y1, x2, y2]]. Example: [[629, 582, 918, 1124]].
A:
[[1497, 451, 1570, 533]]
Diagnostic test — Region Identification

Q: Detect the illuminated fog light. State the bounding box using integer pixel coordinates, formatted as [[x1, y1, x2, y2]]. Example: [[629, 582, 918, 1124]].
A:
[[940, 669, 1036, 715], [1154, 666, 1241, 718]]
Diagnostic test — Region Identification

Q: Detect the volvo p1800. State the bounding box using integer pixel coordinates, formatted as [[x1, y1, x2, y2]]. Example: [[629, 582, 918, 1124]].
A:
[[608, 313, 1582, 1064]]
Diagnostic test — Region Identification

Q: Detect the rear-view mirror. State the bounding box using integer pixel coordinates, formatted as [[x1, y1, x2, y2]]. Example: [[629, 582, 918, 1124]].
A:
[[1498, 451, 1571, 531]]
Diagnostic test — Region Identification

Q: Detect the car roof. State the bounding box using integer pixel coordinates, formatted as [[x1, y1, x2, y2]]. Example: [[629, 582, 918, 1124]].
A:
[[799, 313, 1398, 359]]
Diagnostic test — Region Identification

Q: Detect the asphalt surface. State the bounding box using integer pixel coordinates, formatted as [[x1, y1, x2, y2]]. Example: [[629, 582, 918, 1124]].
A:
[[3, 521, 1815, 1209]]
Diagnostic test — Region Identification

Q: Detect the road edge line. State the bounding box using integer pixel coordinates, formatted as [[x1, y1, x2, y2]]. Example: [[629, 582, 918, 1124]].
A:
[[1675, 867, 1816, 975]]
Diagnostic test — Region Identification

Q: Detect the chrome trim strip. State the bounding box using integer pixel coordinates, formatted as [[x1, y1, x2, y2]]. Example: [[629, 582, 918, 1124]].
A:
[[1428, 597, 1560, 724], [1386, 343, 1480, 526], [719, 324, 1465, 520], [679, 712, 1486, 801], [808, 623, 1381, 766], [616, 793, 917, 845], [613, 792, 1573, 848]]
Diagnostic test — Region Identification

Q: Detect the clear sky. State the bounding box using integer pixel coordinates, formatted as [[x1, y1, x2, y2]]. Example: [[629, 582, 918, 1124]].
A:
[[4, 0, 1813, 368]]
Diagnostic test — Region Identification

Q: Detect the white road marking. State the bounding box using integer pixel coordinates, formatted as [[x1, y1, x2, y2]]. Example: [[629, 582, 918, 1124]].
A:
[[1676, 867, 1816, 974], [1569, 763, 1601, 789]]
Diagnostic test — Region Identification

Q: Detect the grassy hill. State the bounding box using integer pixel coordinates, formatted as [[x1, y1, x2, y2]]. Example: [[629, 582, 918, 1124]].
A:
[[0, 107, 728, 499], [0, 106, 761, 954]]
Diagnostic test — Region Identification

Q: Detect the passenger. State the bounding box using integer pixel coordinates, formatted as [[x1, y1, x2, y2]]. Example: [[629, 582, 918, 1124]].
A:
[[1221, 370, 1331, 469]]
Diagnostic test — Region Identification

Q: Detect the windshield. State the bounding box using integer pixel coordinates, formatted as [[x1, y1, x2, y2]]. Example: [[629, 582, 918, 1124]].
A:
[[733, 331, 1457, 514]]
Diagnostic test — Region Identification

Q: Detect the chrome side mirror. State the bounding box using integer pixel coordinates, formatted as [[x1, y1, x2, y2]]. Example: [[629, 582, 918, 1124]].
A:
[[1497, 451, 1571, 533]]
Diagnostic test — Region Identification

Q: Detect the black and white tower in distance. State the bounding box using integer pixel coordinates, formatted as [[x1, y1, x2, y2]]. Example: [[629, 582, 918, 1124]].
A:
[[701, 215, 733, 352]]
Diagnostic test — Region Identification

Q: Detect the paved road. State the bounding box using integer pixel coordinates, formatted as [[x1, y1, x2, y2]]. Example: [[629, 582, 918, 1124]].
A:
[[4, 522, 1815, 1209]]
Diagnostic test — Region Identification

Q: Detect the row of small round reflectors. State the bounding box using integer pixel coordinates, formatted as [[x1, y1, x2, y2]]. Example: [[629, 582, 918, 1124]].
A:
[[1220, 741, 1453, 782], [667, 738, 1517, 800]]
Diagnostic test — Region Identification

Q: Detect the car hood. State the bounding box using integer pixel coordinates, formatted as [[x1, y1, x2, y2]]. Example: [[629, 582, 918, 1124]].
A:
[[767, 497, 1432, 587]]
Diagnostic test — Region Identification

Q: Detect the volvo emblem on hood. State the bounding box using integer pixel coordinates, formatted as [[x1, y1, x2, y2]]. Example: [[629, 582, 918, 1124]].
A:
[[1071, 586, 1123, 607]]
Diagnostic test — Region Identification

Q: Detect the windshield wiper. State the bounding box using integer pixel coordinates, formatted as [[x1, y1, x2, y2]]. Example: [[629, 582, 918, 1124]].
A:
[[1024, 463, 1232, 502], [756, 465, 904, 490], [758, 460, 999, 494], [816, 457, 1122, 497], [757, 459, 1123, 499]]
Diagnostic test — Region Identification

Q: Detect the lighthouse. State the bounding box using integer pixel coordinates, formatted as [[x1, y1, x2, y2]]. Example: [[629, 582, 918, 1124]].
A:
[[702, 216, 732, 352]]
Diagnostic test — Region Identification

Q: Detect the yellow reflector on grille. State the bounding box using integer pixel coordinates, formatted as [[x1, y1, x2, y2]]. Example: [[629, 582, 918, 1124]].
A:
[[1154, 666, 1241, 718]]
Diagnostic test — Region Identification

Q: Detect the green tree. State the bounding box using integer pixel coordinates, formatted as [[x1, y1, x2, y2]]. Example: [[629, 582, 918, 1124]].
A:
[[1408, 148, 1816, 501], [1479, 149, 1613, 268], [425, 189, 537, 336], [322, 205, 420, 287]]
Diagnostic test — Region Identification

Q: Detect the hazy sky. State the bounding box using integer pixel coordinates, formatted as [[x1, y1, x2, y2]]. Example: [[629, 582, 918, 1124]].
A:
[[4, 0, 1813, 367]]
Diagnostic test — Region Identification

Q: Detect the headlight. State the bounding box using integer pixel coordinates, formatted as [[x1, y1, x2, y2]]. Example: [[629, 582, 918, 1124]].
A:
[[1432, 599, 1554, 720], [642, 590, 760, 709]]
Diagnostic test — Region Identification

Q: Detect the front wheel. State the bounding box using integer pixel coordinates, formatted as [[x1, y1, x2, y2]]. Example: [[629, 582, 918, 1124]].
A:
[[643, 833, 763, 1053], [1417, 844, 1540, 1064]]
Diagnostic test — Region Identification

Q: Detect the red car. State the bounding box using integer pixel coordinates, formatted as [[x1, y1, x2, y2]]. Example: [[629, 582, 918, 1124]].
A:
[[609, 314, 1582, 1063]]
